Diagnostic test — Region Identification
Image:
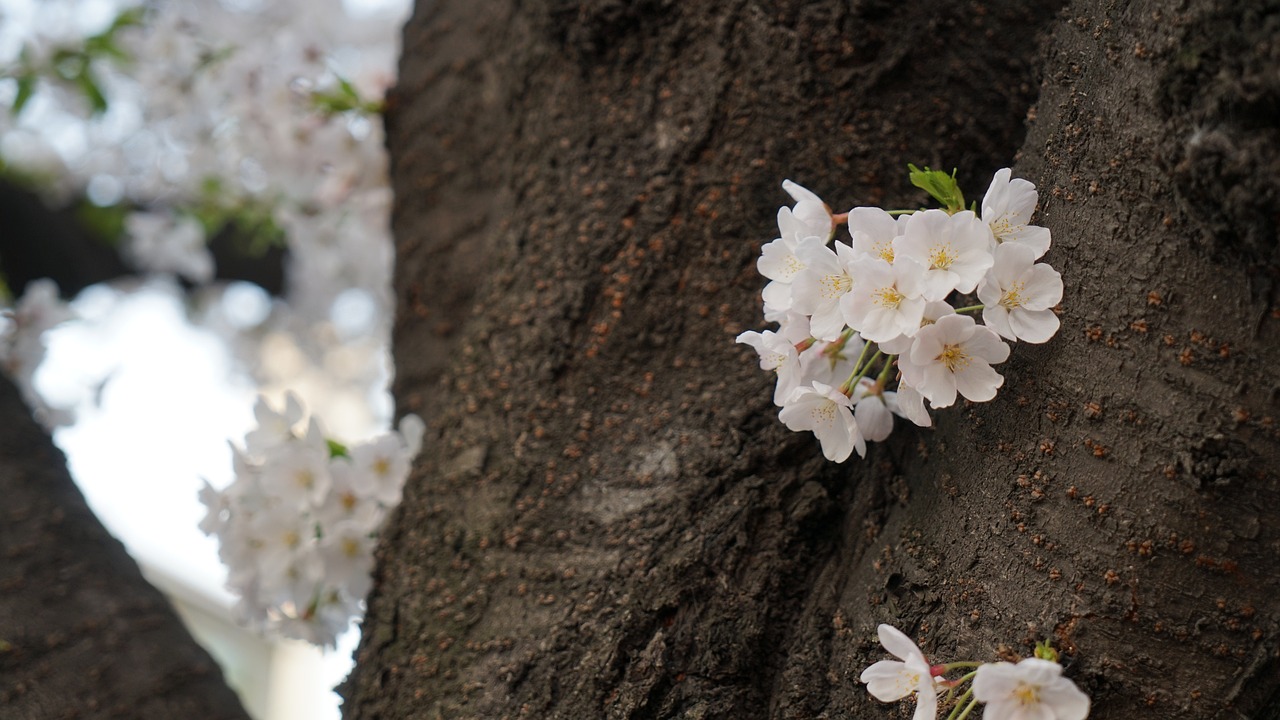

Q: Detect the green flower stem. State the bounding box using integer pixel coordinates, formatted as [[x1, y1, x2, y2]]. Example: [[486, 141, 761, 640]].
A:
[[953, 696, 980, 720], [840, 349, 882, 395], [837, 341, 873, 395], [940, 669, 978, 703], [876, 354, 897, 386], [944, 688, 976, 720], [953, 304, 984, 314], [942, 662, 984, 671], [854, 346, 880, 377], [886, 209, 919, 216]]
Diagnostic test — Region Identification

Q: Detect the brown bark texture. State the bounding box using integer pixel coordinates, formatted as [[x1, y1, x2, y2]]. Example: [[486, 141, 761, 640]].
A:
[[0, 373, 251, 720], [345, 0, 1280, 718]]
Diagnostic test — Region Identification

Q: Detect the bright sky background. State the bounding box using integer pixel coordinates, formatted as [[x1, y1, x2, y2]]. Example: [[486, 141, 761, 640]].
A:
[[40, 281, 254, 603], [2, 0, 412, 714], [37, 282, 361, 718]]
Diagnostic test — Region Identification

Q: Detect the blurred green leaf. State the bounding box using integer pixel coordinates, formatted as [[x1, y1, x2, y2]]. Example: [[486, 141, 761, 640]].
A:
[[12, 73, 36, 115], [77, 73, 109, 114], [74, 200, 130, 247], [310, 73, 383, 116]]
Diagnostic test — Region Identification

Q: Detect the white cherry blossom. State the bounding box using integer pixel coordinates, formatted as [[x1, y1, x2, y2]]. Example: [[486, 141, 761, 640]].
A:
[[736, 330, 803, 406], [973, 658, 1090, 720], [758, 181, 836, 317], [740, 168, 1064, 463], [978, 243, 1063, 343], [847, 206, 907, 263], [890, 379, 932, 428], [842, 257, 926, 343], [781, 179, 835, 240], [894, 209, 994, 301], [877, 300, 955, 356], [319, 519, 378, 600], [758, 224, 825, 317], [200, 393, 423, 646], [261, 421, 333, 507], [778, 382, 865, 462], [244, 392, 307, 456], [791, 240, 860, 341], [906, 314, 1009, 408], [350, 433, 413, 506], [859, 624, 939, 720], [982, 168, 1052, 258], [852, 379, 896, 442]]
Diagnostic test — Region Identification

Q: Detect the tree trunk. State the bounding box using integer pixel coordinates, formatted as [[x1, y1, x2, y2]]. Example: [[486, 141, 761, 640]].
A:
[[0, 374, 251, 719], [345, 0, 1280, 716], [6, 0, 1274, 718]]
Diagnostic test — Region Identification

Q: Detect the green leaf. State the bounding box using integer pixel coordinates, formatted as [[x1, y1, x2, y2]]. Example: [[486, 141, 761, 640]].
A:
[[107, 6, 146, 33], [1033, 639, 1060, 663], [52, 50, 87, 81], [86, 35, 129, 62], [908, 163, 966, 213], [326, 439, 350, 458], [85, 8, 145, 64], [12, 73, 36, 115], [310, 74, 383, 116], [77, 72, 109, 114], [74, 200, 130, 247]]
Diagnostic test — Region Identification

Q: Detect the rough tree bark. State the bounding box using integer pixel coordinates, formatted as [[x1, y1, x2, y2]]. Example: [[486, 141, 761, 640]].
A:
[[343, 0, 1280, 718], [0, 372, 250, 719]]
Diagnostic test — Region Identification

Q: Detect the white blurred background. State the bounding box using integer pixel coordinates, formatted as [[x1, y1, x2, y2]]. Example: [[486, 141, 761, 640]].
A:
[[0, 0, 414, 715]]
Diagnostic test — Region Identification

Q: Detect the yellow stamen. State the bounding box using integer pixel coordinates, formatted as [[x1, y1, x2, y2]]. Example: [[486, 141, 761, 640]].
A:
[[874, 286, 904, 309], [937, 343, 970, 372], [928, 243, 957, 270], [991, 216, 1023, 240], [811, 401, 837, 424], [821, 273, 853, 299], [342, 537, 361, 558], [1014, 683, 1041, 706], [999, 281, 1026, 310]]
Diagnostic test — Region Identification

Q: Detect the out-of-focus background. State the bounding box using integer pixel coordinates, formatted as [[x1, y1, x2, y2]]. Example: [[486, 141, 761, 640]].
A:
[[0, 0, 412, 715]]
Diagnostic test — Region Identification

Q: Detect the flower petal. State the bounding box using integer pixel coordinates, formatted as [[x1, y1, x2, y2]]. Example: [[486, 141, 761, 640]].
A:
[[953, 359, 1004, 403], [877, 624, 925, 661], [1009, 307, 1060, 344]]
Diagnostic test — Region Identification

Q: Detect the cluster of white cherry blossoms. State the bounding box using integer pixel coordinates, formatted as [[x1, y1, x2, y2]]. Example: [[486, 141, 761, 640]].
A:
[[738, 166, 1063, 461], [861, 624, 1090, 720], [199, 393, 424, 646]]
